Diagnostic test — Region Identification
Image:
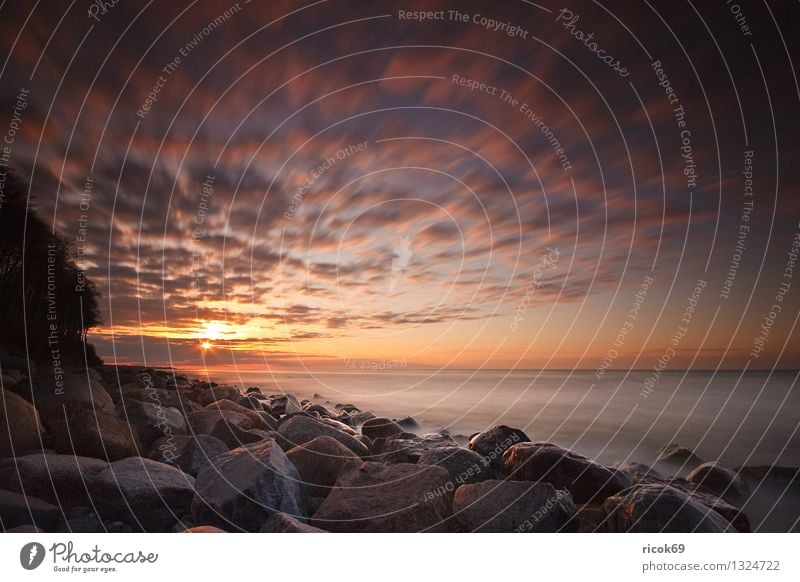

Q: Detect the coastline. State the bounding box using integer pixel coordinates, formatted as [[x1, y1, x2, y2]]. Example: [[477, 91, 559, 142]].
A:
[[1, 364, 798, 532]]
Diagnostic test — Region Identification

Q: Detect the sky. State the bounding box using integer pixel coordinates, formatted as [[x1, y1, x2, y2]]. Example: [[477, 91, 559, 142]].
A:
[[1, 0, 798, 372]]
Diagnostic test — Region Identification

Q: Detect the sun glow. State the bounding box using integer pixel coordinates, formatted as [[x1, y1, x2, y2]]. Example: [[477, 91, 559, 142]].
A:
[[201, 341, 212, 350]]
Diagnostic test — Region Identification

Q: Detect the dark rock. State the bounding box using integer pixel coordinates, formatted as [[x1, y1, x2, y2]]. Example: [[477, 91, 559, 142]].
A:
[[35, 372, 117, 418], [235, 396, 266, 412], [92, 457, 196, 532], [361, 417, 404, 440], [453, 480, 577, 532], [418, 446, 489, 486], [196, 385, 241, 407], [379, 433, 457, 464], [311, 462, 453, 532], [260, 512, 326, 532], [304, 404, 335, 418], [149, 434, 229, 477], [468, 425, 530, 471], [648, 476, 751, 532], [0, 389, 45, 457], [277, 415, 369, 457], [286, 436, 361, 498], [191, 439, 308, 532], [687, 462, 749, 506], [0, 488, 61, 531], [503, 442, 631, 503], [0, 453, 107, 506], [270, 394, 302, 416], [187, 409, 253, 434], [655, 444, 704, 477], [207, 419, 269, 450], [49, 409, 141, 461], [602, 483, 734, 532], [334, 403, 360, 413], [122, 399, 187, 447], [203, 399, 276, 431], [395, 416, 419, 431]]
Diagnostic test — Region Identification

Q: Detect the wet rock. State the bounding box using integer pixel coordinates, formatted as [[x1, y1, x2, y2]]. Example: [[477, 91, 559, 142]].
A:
[[278, 415, 369, 457], [191, 439, 308, 531], [453, 480, 577, 532], [378, 433, 457, 464], [0, 453, 107, 506], [149, 434, 229, 477], [361, 417, 404, 440], [395, 416, 420, 431], [602, 483, 734, 532], [270, 394, 302, 416], [687, 462, 749, 506], [468, 425, 530, 471], [92, 457, 196, 532], [303, 404, 335, 418], [418, 446, 489, 486], [503, 442, 630, 503], [196, 385, 241, 407], [311, 462, 453, 532], [187, 409, 253, 433], [286, 436, 361, 498], [203, 399, 277, 431]]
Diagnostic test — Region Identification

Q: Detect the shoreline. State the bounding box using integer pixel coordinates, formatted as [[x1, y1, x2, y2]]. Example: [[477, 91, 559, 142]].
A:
[[1, 364, 798, 532]]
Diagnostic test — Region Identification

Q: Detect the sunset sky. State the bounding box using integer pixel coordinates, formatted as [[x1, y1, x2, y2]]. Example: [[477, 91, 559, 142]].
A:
[[1, 0, 798, 372]]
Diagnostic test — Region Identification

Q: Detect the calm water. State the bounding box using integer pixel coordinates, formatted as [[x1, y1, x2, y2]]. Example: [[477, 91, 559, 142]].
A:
[[191, 368, 799, 468]]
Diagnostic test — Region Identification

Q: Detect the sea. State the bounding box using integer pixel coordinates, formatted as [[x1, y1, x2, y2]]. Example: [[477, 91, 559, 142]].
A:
[[185, 368, 799, 469]]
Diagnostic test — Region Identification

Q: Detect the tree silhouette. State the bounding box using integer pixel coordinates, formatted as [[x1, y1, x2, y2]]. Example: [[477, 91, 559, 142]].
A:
[[0, 171, 102, 365]]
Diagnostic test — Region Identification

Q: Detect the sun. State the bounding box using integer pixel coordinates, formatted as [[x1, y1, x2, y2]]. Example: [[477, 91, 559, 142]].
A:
[[201, 341, 212, 350]]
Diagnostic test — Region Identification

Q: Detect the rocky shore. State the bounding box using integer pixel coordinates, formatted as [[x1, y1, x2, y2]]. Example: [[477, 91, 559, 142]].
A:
[[1, 365, 797, 533]]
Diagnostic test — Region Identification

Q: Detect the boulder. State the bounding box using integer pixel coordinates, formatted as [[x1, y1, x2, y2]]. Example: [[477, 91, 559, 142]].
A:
[[311, 462, 453, 532], [165, 434, 230, 477], [92, 457, 196, 532], [360, 417, 404, 440], [0, 453, 107, 506], [187, 409, 253, 434], [270, 394, 302, 416], [503, 442, 631, 503], [191, 439, 308, 532], [378, 433, 457, 464], [203, 399, 277, 431], [418, 446, 489, 486], [259, 512, 326, 533], [278, 415, 369, 457], [304, 404, 335, 418], [122, 399, 187, 447], [602, 483, 734, 532], [340, 411, 377, 427], [49, 409, 141, 461], [207, 420, 268, 450], [196, 385, 241, 407], [687, 462, 749, 505], [395, 416, 420, 431], [0, 488, 61, 531], [468, 425, 530, 471], [35, 371, 117, 419], [235, 396, 266, 412], [655, 444, 704, 477], [453, 480, 577, 532], [286, 436, 361, 498], [0, 389, 45, 457]]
